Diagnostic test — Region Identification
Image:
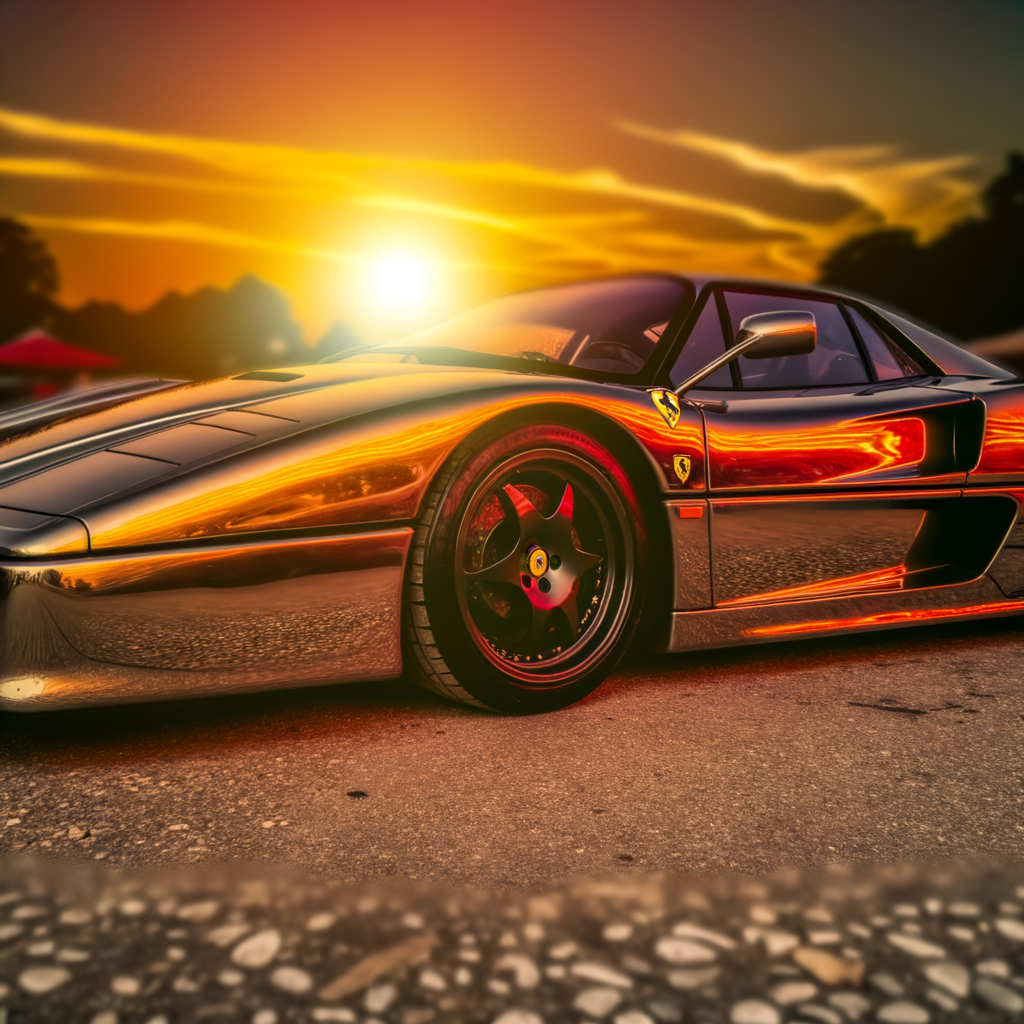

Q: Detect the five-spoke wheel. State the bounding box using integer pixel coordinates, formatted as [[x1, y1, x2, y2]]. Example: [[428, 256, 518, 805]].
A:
[[459, 479, 602, 658], [404, 422, 647, 712]]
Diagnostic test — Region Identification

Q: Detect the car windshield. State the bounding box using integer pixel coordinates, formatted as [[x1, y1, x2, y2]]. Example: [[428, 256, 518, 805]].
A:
[[328, 276, 688, 375]]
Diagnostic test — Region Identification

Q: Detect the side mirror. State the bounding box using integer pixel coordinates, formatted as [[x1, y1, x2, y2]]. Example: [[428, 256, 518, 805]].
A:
[[674, 310, 816, 396], [736, 311, 816, 359]]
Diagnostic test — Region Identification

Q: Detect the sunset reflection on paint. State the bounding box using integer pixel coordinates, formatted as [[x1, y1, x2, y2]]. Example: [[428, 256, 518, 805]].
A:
[[50, 531, 408, 595], [742, 599, 1024, 637], [83, 383, 706, 551], [709, 416, 926, 488], [973, 401, 1024, 477], [719, 564, 907, 607]]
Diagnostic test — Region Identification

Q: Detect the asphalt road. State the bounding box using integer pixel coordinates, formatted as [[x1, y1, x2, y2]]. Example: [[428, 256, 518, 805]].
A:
[[2, 616, 1024, 890]]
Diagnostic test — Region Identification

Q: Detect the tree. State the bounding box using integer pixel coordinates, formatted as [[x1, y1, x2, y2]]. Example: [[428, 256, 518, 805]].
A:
[[53, 274, 306, 379], [314, 321, 361, 361], [0, 217, 59, 342], [0, 217, 310, 378], [820, 153, 1024, 340]]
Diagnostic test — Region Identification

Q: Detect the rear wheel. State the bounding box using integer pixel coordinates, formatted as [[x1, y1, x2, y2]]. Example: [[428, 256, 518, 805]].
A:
[[404, 422, 647, 712]]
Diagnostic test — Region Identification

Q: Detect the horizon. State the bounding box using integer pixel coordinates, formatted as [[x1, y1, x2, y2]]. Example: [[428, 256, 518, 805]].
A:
[[1, 0, 1022, 341]]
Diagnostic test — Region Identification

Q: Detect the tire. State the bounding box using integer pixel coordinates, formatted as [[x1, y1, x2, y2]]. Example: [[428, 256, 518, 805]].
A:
[[403, 420, 648, 712]]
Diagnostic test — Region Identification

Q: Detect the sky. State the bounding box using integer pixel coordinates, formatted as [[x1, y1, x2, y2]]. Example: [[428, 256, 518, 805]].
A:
[[0, 0, 1022, 340]]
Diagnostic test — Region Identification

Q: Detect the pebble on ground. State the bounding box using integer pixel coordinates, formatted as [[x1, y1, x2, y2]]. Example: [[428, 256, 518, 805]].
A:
[[0, 863, 1021, 1021]]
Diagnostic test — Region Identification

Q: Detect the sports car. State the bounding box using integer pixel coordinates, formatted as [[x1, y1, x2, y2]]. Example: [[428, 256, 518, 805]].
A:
[[2, 274, 1023, 713]]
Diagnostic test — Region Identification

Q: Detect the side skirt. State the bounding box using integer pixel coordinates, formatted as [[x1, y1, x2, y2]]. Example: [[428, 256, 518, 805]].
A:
[[661, 574, 1024, 652]]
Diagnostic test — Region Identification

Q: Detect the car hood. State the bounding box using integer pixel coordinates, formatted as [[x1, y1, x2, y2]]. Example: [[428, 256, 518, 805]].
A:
[[0, 361, 528, 491]]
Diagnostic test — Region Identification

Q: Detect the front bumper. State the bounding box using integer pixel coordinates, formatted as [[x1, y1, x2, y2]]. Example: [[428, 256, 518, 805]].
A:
[[0, 528, 411, 711]]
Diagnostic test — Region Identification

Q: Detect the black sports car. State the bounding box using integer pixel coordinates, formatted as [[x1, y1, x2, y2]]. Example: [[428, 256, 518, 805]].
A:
[[1, 275, 1022, 712]]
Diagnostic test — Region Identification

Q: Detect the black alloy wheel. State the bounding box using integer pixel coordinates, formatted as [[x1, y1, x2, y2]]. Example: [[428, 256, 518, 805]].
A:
[[404, 422, 647, 712]]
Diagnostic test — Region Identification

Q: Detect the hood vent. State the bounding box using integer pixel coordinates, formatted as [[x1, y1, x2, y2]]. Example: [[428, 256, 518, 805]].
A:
[[110, 423, 254, 465], [0, 452, 172, 516], [233, 371, 304, 382]]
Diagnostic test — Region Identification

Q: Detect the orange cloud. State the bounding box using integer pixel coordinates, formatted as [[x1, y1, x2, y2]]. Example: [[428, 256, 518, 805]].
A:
[[21, 213, 357, 263], [0, 106, 984, 329], [615, 122, 981, 242]]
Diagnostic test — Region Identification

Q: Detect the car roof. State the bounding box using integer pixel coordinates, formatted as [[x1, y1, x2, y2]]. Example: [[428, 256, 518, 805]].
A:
[[682, 273, 862, 302]]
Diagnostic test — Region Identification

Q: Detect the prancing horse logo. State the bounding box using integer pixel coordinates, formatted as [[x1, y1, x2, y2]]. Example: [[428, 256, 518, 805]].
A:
[[672, 455, 692, 485], [527, 547, 549, 577], [648, 388, 681, 428]]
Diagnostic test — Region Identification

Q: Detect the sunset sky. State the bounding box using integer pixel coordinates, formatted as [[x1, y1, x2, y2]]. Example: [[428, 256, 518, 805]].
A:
[[1, 0, 1022, 341]]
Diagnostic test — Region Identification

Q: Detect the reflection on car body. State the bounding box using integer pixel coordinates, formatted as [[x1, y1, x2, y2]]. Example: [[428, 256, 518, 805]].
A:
[[1, 274, 1023, 712]]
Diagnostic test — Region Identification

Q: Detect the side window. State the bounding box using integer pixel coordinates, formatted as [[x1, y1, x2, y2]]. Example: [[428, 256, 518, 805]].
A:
[[846, 305, 922, 380], [723, 291, 869, 389], [878, 307, 1014, 378], [669, 293, 734, 389]]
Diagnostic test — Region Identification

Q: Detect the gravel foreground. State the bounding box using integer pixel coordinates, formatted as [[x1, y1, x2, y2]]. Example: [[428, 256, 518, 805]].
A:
[[2, 863, 1024, 1022]]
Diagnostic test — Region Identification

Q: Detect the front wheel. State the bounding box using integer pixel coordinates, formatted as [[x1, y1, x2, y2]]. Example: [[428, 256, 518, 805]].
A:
[[403, 422, 648, 712]]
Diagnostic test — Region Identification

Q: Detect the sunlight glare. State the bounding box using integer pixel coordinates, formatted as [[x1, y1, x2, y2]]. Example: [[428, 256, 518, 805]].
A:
[[370, 253, 432, 311]]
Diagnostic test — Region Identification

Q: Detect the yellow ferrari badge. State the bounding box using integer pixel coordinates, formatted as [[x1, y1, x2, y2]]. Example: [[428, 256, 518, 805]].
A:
[[672, 455, 692, 485], [649, 388, 681, 429], [527, 547, 549, 577]]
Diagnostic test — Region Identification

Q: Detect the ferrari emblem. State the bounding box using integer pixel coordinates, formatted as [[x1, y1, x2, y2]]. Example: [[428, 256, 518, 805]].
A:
[[672, 455, 692, 485], [527, 547, 549, 577], [648, 388, 681, 429]]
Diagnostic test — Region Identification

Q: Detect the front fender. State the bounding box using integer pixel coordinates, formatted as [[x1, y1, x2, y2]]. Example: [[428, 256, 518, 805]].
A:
[[22, 379, 706, 553]]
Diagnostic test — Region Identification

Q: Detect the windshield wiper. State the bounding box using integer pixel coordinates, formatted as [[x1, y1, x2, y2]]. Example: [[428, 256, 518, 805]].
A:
[[510, 350, 557, 362], [321, 344, 556, 369], [318, 343, 598, 380]]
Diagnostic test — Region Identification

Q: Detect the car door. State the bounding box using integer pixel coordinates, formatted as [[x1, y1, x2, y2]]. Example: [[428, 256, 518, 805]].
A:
[[668, 287, 989, 607]]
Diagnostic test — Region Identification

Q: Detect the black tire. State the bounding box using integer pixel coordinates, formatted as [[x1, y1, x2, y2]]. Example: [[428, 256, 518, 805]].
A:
[[403, 421, 648, 712]]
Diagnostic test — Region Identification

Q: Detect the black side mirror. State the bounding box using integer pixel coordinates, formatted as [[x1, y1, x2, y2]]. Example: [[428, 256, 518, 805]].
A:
[[674, 310, 817, 396], [737, 311, 817, 359]]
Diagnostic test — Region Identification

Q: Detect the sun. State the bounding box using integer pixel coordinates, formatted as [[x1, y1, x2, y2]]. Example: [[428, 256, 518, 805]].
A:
[[369, 253, 432, 311]]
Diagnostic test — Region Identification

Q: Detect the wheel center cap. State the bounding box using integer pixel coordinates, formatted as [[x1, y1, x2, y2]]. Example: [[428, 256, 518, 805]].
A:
[[527, 546, 549, 578]]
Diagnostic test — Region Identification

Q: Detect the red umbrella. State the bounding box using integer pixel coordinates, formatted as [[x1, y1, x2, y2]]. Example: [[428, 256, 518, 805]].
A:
[[0, 332, 121, 370]]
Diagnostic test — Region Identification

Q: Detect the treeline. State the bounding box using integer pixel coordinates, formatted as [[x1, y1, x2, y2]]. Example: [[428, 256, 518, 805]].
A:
[[0, 218, 355, 380], [51, 276, 314, 381], [820, 153, 1024, 341], [2, 152, 1023, 382]]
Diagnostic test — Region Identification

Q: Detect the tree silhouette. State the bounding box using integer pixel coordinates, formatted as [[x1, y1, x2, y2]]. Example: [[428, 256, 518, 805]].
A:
[[313, 320, 361, 360], [0, 218, 310, 378], [0, 217, 59, 341], [820, 153, 1024, 340], [51, 274, 306, 379]]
